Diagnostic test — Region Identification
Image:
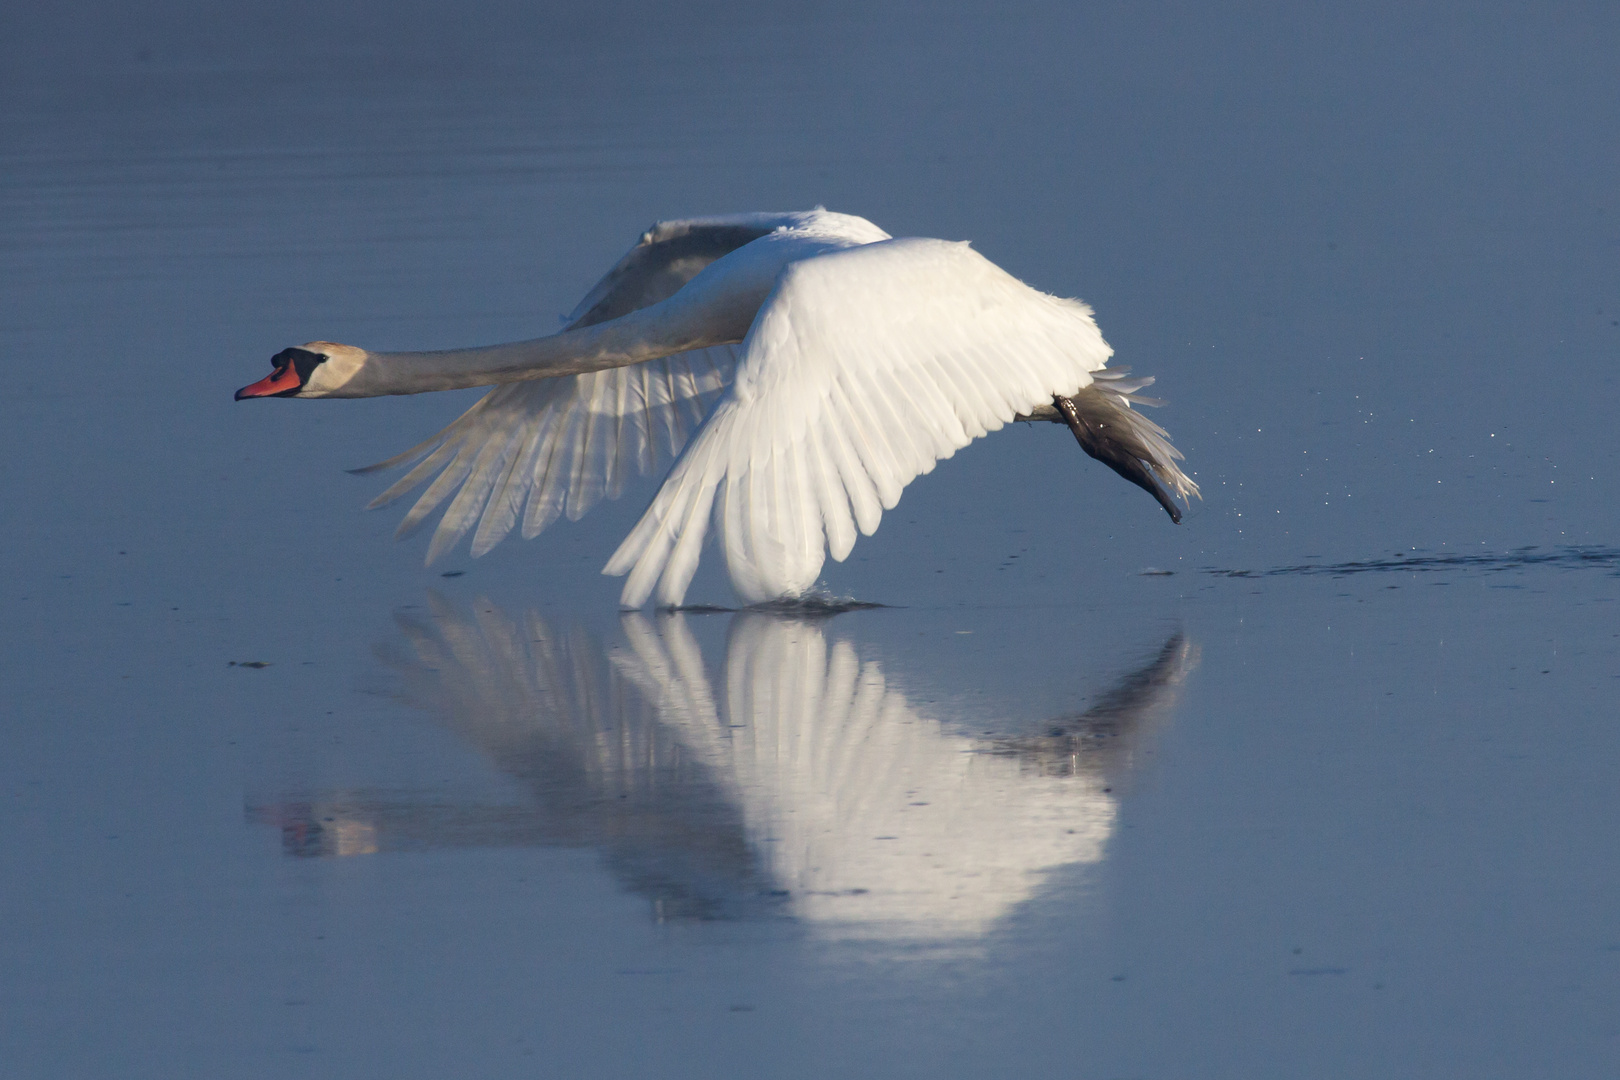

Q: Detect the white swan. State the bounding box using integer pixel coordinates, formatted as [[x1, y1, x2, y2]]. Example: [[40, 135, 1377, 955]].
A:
[[236, 209, 1197, 607]]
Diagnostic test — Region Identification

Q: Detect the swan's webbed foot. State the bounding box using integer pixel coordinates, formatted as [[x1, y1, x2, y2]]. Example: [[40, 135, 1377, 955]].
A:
[[1053, 394, 1182, 523]]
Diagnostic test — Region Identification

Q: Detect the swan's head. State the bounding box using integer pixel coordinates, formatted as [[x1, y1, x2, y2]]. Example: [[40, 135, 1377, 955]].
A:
[[235, 342, 368, 400]]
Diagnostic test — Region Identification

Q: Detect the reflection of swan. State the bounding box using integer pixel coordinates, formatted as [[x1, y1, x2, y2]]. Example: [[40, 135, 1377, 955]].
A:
[[614, 613, 1196, 939], [252, 600, 1197, 943], [235, 209, 1196, 605]]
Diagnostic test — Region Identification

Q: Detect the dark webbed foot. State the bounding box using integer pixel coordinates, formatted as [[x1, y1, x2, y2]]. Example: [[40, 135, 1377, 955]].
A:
[[1053, 393, 1182, 523]]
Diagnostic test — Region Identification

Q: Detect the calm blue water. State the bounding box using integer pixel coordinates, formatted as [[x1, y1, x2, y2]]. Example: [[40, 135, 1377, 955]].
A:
[[3, 2, 1617, 1076]]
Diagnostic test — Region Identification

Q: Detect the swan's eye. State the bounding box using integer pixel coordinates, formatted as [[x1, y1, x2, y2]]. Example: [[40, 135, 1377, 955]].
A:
[[270, 347, 328, 384]]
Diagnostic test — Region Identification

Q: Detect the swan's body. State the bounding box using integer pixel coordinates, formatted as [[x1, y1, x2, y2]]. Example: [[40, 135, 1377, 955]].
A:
[[237, 210, 1197, 607]]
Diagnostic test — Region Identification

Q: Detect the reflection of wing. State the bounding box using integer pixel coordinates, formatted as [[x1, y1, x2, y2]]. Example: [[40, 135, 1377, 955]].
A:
[[256, 599, 1199, 947], [605, 239, 1119, 606], [990, 633, 1198, 782], [615, 613, 1123, 941], [359, 216, 797, 563], [380, 594, 774, 919]]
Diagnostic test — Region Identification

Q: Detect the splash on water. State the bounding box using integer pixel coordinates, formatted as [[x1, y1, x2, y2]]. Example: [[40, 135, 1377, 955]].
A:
[[660, 587, 890, 616]]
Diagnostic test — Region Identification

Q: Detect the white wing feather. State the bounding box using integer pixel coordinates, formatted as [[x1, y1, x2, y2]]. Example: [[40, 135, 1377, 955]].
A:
[[361, 347, 737, 562], [603, 238, 1117, 607], [357, 213, 869, 564]]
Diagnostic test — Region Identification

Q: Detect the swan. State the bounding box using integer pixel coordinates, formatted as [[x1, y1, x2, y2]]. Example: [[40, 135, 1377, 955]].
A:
[[235, 209, 1198, 607]]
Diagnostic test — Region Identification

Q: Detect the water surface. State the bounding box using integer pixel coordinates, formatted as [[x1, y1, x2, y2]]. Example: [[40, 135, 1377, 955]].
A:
[[3, 2, 1617, 1076]]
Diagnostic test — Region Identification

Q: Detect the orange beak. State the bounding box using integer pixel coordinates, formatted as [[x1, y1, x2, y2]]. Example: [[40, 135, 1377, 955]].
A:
[[235, 364, 302, 400]]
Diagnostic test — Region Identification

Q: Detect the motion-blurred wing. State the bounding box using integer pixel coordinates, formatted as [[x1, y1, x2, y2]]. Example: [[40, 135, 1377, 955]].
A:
[[606, 237, 1182, 607], [361, 216, 796, 562]]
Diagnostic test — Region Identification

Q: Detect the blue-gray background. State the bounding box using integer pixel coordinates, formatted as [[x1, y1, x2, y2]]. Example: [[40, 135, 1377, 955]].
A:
[[2, 2, 1616, 1077]]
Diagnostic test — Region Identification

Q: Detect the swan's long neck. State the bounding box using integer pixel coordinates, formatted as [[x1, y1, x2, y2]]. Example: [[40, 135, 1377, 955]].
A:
[[330, 266, 771, 398], [309, 229, 866, 398], [336, 300, 743, 397]]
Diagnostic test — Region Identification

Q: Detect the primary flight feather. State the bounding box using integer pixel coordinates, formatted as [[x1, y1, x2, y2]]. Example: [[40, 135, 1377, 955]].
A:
[[236, 209, 1197, 607]]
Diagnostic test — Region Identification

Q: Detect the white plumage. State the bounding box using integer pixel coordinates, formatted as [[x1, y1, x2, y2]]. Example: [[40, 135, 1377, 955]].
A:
[[237, 209, 1196, 607], [606, 237, 1116, 605], [355, 347, 739, 563]]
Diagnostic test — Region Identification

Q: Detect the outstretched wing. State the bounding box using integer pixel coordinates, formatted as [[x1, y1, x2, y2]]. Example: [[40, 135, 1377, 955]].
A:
[[359, 349, 739, 562], [605, 238, 1191, 607], [361, 216, 794, 562]]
